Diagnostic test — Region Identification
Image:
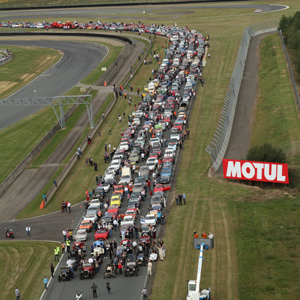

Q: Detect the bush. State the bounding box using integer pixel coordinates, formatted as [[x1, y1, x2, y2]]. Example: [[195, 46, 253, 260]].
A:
[[246, 143, 286, 163]]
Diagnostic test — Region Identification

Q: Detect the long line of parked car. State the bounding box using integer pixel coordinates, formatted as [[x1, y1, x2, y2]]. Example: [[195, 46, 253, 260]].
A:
[[55, 22, 208, 289]]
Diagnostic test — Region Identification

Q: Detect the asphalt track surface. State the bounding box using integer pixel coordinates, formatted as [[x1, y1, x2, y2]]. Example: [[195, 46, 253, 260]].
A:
[[0, 40, 107, 129]]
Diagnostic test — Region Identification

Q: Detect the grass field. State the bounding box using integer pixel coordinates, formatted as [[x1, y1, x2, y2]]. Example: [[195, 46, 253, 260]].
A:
[[2, 1, 300, 300], [0, 241, 59, 300]]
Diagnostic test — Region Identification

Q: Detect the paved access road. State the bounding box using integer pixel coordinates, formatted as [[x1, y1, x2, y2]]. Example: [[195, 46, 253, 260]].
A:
[[0, 40, 107, 129]]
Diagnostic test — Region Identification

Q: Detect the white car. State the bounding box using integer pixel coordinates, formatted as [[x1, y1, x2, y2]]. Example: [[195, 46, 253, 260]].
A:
[[120, 215, 135, 227], [99, 183, 110, 192], [170, 134, 181, 141], [119, 142, 129, 151], [119, 175, 131, 185], [165, 148, 176, 157], [168, 143, 177, 151], [146, 157, 158, 170], [104, 170, 115, 181], [74, 229, 87, 241], [133, 110, 144, 118], [133, 118, 141, 126], [84, 212, 98, 223], [90, 198, 100, 205], [150, 138, 160, 147], [140, 214, 157, 226], [110, 160, 121, 171]]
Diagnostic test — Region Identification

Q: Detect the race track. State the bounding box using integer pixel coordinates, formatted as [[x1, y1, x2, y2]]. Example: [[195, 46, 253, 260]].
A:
[[0, 40, 107, 129]]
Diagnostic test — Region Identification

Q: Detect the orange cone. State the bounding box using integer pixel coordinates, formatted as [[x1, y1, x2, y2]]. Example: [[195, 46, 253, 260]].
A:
[[104, 81, 107, 87], [39, 200, 45, 209]]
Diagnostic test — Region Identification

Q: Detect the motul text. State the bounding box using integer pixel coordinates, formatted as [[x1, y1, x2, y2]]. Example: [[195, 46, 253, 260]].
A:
[[223, 159, 289, 184]]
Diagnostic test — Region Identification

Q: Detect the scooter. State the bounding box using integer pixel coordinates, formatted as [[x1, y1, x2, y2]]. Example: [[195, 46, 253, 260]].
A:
[[5, 228, 14, 238], [75, 291, 83, 300]]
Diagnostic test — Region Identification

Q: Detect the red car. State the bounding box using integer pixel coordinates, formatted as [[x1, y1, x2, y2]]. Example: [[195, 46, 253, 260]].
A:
[[80, 261, 96, 279], [173, 122, 183, 131], [154, 184, 171, 193], [107, 206, 119, 219], [94, 229, 109, 241]]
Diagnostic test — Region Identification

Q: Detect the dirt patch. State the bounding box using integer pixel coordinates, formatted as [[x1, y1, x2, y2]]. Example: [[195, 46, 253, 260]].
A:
[[20, 73, 35, 81], [0, 81, 17, 93], [35, 54, 55, 73]]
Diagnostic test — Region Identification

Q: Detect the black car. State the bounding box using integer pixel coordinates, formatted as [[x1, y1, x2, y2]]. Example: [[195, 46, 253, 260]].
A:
[[58, 267, 73, 282], [125, 261, 139, 277]]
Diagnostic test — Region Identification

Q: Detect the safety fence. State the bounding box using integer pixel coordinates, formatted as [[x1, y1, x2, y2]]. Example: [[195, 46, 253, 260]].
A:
[[205, 21, 278, 174], [278, 29, 300, 110]]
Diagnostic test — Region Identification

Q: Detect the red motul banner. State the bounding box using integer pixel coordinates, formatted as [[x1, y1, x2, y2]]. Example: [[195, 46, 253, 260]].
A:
[[223, 159, 289, 184]]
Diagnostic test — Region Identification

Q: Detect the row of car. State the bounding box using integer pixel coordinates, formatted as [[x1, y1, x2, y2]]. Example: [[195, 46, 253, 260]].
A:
[[0, 20, 201, 40], [77, 26, 206, 241], [56, 23, 208, 290]]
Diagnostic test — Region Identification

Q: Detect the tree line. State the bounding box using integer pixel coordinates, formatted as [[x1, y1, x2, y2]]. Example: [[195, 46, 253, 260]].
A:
[[279, 12, 300, 76]]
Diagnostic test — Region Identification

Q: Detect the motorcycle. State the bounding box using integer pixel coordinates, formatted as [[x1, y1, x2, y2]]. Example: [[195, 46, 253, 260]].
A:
[[5, 228, 14, 238], [75, 291, 83, 300]]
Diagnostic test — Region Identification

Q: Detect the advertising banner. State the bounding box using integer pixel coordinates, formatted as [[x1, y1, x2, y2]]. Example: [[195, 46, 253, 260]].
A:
[[223, 159, 289, 184]]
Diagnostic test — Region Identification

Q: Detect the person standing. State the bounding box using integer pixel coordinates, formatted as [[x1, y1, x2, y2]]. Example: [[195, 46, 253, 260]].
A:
[[67, 201, 71, 213], [105, 280, 111, 294], [50, 263, 54, 278], [15, 287, 20, 300], [141, 287, 148, 299], [147, 260, 152, 276], [159, 246, 164, 261], [53, 179, 57, 187], [43, 276, 48, 290], [113, 219, 118, 232], [66, 239, 71, 253], [183, 193, 186, 205], [25, 225, 31, 237], [42, 193, 47, 203], [178, 194, 183, 206], [91, 282, 98, 298], [62, 229, 67, 242]]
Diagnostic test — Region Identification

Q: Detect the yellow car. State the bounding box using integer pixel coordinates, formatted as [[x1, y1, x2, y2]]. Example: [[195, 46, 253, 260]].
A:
[[110, 195, 121, 207]]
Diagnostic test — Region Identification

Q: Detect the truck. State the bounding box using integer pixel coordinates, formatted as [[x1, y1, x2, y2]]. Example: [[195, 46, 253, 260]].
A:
[[186, 243, 211, 300]]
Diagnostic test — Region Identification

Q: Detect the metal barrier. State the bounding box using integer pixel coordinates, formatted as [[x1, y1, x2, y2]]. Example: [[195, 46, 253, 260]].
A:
[[278, 29, 300, 109], [0, 48, 12, 66], [206, 21, 279, 174]]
